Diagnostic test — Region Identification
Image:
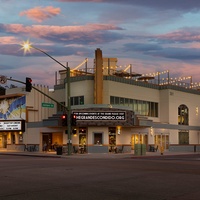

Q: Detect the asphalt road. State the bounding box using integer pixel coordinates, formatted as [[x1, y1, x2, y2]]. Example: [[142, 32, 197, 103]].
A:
[[0, 154, 200, 200]]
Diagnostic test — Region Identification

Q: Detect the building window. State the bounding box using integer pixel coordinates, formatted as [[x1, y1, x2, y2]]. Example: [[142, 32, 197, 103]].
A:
[[109, 127, 116, 146], [110, 96, 114, 104], [178, 104, 188, 125], [110, 96, 158, 117], [94, 133, 103, 145], [79, 96, 84, 105], [11, 133, 15, 144], [120, 97, 124, 104], [79, 127, 87, 148], [137, 100, 142, 114], [70, 96, 84, 106], [79, 135, 86, 146], [155, 103, 158, 117], [115, 97, 120, 104], [179, 131, 189, 144], [133, 100, 138, 112], [149, 102, 158, 117], [125, 98, 129, 107]]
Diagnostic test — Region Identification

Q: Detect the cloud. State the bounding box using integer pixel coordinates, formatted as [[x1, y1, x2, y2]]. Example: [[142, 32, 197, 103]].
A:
[[147, 47, 200, 61], [124, 42, 200, 61], [57, 0, 128, 1], [0, 36, 18, 44], [0, 42, 91, 57], [19, 6, 61, 22], [56, 0, 200, 12], [154, 27, 200, 44], [121, 26, 200, 62], [0, 23, 124, 45], [124, 43, 163, 52]]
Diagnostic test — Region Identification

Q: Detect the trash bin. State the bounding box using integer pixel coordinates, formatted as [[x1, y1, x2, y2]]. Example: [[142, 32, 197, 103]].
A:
[[56, 146, 63, 155], [134, 144, 141, 155], [141, 144, 146, 155]]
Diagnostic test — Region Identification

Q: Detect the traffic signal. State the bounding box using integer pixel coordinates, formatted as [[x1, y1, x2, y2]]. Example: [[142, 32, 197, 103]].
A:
[[61, 114, 67, 126], [26, 77, 32, 92], [71, 114, 77, 126]]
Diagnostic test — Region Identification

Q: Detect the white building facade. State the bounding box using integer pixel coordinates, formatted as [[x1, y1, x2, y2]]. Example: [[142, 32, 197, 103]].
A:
[[1, 48, 200, 153]]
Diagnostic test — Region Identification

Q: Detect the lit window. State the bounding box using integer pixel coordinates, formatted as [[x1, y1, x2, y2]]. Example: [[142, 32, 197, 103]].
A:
[[94, 133, 103, 145], [196, 107, 198, 116], [178, 104, 189, 125]]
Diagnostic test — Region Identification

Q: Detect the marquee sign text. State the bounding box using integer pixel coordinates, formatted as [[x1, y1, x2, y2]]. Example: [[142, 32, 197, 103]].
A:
[[73, 111, 126, 121], [0, 120, 25, 131]]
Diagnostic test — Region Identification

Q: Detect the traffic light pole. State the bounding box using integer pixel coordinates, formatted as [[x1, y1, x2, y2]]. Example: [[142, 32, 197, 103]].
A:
[[22, 43, 72, 155], [67, 65, 71, 156]]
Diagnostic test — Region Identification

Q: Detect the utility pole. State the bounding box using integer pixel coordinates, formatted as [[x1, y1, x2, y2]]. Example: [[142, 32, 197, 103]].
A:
[[66, 63, 71, 155]]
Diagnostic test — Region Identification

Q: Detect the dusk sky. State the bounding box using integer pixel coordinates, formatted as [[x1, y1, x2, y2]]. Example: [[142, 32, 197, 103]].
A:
[[1, 0, 200, 88]]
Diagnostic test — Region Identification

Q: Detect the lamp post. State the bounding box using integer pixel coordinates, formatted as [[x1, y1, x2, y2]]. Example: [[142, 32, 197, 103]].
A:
[[22, 41, 72, 155]]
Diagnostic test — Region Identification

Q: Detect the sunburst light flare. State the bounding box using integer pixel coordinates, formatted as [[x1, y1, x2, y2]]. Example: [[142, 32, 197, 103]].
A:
[[20, 40, 33, 54]]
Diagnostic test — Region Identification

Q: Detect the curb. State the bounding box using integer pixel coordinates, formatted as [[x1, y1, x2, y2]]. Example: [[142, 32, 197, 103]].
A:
[[0, 152, 62, 158], [131, 153, 200, 159], [0, 151, 199, 159]]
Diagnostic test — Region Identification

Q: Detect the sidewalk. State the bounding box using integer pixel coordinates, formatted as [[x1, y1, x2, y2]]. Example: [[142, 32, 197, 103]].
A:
[[0, 148, 199, 159]]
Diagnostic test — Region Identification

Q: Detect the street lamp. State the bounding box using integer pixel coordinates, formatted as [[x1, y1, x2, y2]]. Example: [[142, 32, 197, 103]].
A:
[[21, 40, 72, 155]]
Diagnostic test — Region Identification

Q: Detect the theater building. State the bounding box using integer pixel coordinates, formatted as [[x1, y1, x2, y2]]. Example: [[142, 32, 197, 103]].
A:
[[1, 48, 200, 153], [0, 85, 56, 151]]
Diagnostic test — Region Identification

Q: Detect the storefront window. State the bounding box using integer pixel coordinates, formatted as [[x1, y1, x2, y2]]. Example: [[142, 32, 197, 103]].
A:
[[79, 127, 87, 146], [79, 135, 86, 146], [11, 133, 15, 144], [179, 131, 189, 145], [131, 134, 148, 150], [154, 134, 169, 149], [94, 133, 103, 145], [109, 127, 116, 146]]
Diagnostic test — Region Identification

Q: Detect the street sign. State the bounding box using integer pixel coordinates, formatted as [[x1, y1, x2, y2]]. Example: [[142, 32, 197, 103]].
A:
[[42, 102, 54, 108]]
